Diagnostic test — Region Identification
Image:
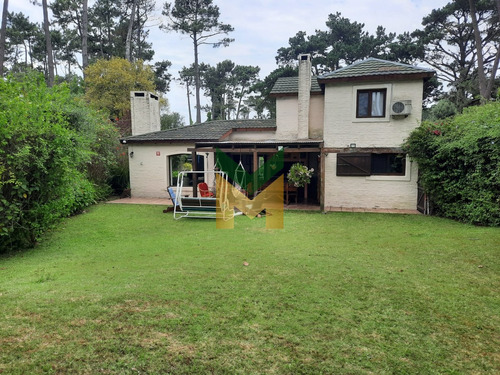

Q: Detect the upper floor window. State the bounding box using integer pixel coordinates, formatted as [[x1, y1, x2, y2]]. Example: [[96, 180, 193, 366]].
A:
[[356, 89, 387, 118]]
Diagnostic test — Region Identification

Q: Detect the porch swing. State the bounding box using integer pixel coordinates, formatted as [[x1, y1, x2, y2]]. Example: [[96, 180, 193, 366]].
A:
[[172, 170, 233, 220]]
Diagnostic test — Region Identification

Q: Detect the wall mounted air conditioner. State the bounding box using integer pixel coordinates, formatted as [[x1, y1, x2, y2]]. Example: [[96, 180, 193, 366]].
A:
[[391, 100, 412, 116]]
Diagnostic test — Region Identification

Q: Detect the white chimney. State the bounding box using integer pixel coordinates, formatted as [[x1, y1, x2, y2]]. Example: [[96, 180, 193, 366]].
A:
[[297, 54, 311, 139], [130, 91, 161, 136]]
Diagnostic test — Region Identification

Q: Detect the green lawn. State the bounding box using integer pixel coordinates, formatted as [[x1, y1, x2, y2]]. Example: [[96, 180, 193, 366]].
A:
[[1, 204, 499, 374]]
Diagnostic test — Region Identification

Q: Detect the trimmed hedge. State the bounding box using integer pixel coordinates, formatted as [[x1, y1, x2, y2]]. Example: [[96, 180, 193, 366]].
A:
[[404, 102, 500, 226]]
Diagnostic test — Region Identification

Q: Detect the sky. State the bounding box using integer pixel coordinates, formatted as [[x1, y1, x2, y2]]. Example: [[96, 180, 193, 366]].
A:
[[9, 0, 451, 123]]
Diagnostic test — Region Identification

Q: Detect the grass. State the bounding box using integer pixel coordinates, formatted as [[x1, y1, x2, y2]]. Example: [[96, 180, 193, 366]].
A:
[[0, 204, 499, 374]]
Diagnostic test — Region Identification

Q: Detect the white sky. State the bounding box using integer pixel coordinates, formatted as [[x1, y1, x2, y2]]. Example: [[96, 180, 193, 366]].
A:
[[9, 0, 450, 123]]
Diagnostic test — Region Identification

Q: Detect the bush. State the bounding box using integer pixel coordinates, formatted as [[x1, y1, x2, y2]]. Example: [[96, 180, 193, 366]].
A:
[[404, 102, 500, 226], [0, 73, 118, 251]]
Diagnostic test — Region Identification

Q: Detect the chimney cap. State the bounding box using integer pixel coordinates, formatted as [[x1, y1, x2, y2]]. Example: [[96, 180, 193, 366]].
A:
[[298, 53, 311, 61]]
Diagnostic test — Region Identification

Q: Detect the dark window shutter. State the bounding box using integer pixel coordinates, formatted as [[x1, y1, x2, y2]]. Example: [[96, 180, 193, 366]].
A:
[[337, 153, 371, 176]]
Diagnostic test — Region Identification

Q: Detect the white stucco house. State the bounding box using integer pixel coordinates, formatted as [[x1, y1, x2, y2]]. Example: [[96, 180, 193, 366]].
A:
[[121, 55, 434, 212]]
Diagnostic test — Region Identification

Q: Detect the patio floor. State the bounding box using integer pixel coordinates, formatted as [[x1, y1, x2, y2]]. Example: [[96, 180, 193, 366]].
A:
[[107, 197, 419, 214]]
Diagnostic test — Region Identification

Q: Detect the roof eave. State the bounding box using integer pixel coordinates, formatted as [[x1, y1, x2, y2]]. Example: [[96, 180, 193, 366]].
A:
[[317, 72, 435, 84], [121, 138, 218, 144]]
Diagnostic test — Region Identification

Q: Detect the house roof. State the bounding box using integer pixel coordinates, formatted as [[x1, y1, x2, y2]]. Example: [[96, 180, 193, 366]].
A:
[[269, 77, 323, 96], [121, 118, 276, 144], [318, 58, 435, 82]]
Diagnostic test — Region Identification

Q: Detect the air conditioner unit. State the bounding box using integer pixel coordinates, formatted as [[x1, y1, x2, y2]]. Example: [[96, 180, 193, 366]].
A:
[[391, 100, 412, 116]]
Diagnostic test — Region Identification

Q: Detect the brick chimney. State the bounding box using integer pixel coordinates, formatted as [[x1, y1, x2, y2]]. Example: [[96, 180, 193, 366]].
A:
[[297, 54, 311, 139], [130, 91, 161, 136]]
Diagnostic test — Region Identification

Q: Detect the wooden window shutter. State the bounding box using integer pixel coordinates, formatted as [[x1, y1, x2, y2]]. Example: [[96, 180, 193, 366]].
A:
[[337, 153, 371, 176]]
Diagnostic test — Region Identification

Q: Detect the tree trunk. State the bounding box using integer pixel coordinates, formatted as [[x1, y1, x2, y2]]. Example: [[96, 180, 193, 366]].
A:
[[0, 0, 8, 77], [486, 48, 500, 96], [468, 0, 489, 102], [193, 35, 201, 123], [42, 0, 54, 87], [125, 0, 138, 62], [186, 83, 193, 125], [236, 86, 246, 119], [82, 0, 88, 71]]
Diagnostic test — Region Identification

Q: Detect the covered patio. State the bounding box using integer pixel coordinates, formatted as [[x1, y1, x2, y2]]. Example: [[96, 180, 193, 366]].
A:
[[188, 140, 323, 207]]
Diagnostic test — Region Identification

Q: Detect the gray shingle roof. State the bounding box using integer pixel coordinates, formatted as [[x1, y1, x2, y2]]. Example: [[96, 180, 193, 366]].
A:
[[318, 58, 434, 81], [121, 119, 276, 144], [270, 77, 323, 96]]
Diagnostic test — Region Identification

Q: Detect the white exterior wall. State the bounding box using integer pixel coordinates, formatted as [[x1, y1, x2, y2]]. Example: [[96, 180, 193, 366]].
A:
[[323, 80, 423, 148], [275, 94, 324, 141], [324, 154, 419, 210], [309, 95, 324, 139], [322, 79, 423, 210], [275, 97, 299, 140], [128, 143, 197, 198]]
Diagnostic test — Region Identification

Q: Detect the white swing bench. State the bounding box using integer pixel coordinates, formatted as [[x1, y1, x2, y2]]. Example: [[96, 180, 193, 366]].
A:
[[169, 170, 234, 220]]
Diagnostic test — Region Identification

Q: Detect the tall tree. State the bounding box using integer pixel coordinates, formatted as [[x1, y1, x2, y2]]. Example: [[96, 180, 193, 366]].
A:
[[232, 64, 260, 119], [179, 65, 195, 125], [125, 0, 138, 61], [162, 0, 234, 124], [0, 0, 8, 76], [413, 0, 499, 110], [153, 59, 172, 93], [202, 59, 235, 120], [89, 0, 121, 59], [41, 0, 55, 86], [276, 12, 416, 75], [469, 0, 499, 102], [251, 66, 297, 118], [6, 12, 40, 69], [81, 0, 88, 70]]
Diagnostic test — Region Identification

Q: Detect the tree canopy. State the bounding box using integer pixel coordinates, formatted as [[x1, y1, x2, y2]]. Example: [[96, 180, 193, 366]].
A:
[[162, 0, 234, 123], [84, 57, 155, 121], [413, 0, 499, 109], [276, 12, 423, 75]]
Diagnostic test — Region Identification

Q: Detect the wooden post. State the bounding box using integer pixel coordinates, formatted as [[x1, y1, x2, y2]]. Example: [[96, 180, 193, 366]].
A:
[[253, 150, 258, 197], [192, 151, 198, 197], [320, 151, 325, 211]]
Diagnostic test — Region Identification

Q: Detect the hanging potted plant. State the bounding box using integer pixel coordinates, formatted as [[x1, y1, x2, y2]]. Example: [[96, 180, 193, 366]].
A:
[[287, 163, 314, 187], [287, 163, 314, 203]]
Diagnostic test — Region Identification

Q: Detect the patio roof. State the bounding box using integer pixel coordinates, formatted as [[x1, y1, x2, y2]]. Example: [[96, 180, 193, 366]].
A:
[[191, 140, 323, 153], [121, 119, 276, 144]]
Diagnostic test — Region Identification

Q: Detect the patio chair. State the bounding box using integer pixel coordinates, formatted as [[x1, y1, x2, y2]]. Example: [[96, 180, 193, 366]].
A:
[[198, 182, 215, 197]]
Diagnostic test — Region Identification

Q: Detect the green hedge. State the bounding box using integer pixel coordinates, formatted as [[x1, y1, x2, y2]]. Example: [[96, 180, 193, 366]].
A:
[[404, 102, 500, 226], [0, 73, 118, 251]]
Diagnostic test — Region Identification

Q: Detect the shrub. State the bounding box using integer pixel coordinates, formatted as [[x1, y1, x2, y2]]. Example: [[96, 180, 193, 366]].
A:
[[0, 73, 118, 251], [404, 102, 500, 226]]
